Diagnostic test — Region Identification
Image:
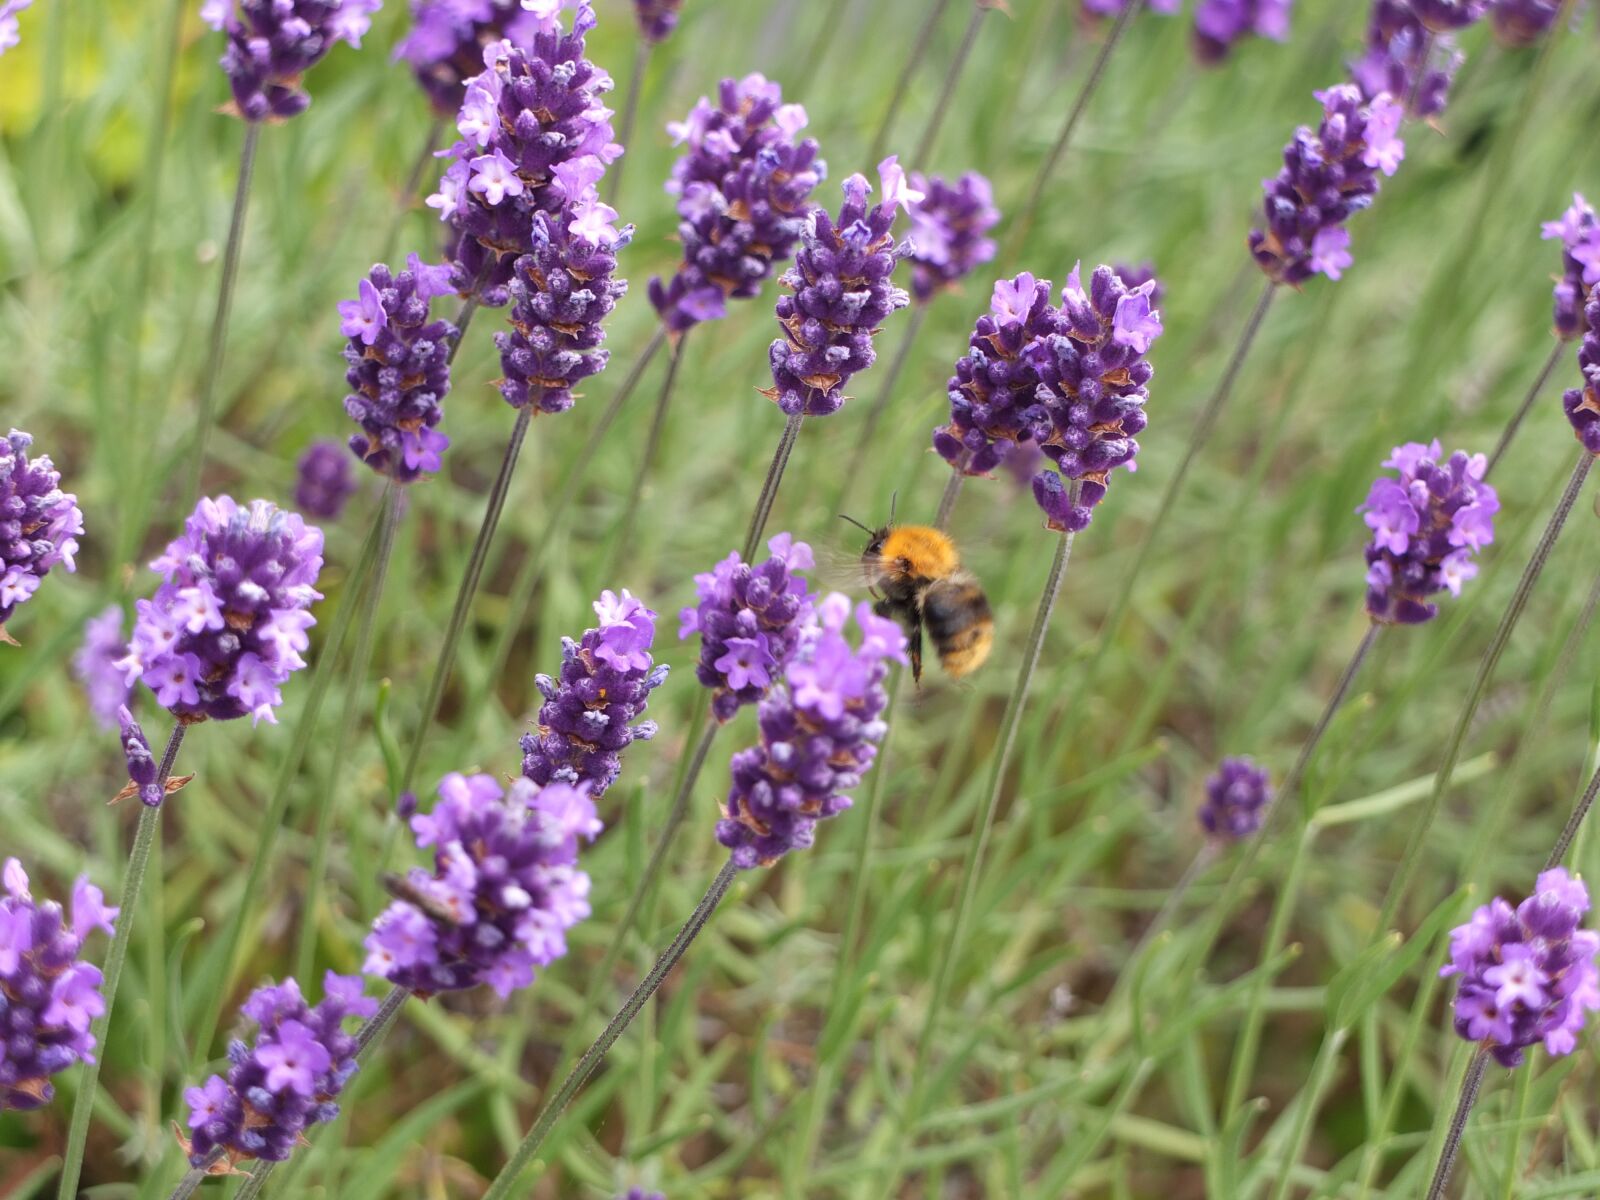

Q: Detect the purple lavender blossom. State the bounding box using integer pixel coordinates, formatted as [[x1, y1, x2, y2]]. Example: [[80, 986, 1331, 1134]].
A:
[[679, 533, 815, 723], [294, 441, 358, 521], [428, 9, 620, 305], [1349, 0, 1461, 120], [115, 496, 324, 724], [933, 274, 1059, 477], [520, 589, 667, 796], [1542, 194, 1600, 341], [1492, 0, 1565, 44], [74, 606, 130, 729], [182, 972, 375, 1166], [0, 0, 32, 55], [1079, 0, 1181, 17], [763, 158, 918, 417], [1564, 290, 1600, 454], [1192, 0, 1293, 63], [396, 0, 542, 116], [0, 430, 83, 641], [1441, 867, 1600, 1067], [343, 258, 458, 483], [1360, 441, 1499, 625], [1409, 0, 1490, 30], [1199, 757, 1273, 840], [1112, 261, 1164, 308], [648, 74, 824, 334], [365, 772, 599, 997], [619, 1192, 665, 1200], [494, 209, 630, 414], [201, 0, 381, 122], [1250, 85, 1404, 286], [718, 594, 905, 869], [905, 172, 1000, 303], [118, 706, 164, 808], [633, 0, 682, 41], [1029, 264, 1165, 532], [0, 859, 118, 1112]]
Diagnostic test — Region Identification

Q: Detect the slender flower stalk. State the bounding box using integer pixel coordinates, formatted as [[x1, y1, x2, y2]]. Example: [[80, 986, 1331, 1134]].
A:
[[607, 39, 651, 204], [1487, 340, 1568, 474], [609, 332, 689, 567], [910, 1, 993, 167], [867, 0, 953, 165]]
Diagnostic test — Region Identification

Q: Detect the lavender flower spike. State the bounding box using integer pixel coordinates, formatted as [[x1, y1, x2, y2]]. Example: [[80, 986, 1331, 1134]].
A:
[[648, 74, 824, 333], [1029, 263, 1165, 532], [117, 706, 165, 808], [74, 606, 131, 728], [1251, 84, 1404, 286], [202, 0, 382, 121], [343, 258, 458, 483], [397, 0, 542, 117], [1192, 0, 1293, 64], [1409, 0, 1489, 31], [679, 532, 816, 722], [1493, 0, 1564, 45], [0, 0, 32, 55], [1441, 867, 1600, 1067], [633, 0, 682, 42], [0, 860, 118, 1112], [1360, 441, 1499, 625], [294, 440, 357, 520], [115, 496, 324, 724], [764, 158, 919, 417], [0, 430, 83, 643], [906, 171, 1000, 303], [1542, 193, 1600, 341], [521, 589, 667, 796], [1349, 1, 1461, 120], [182, 972, 376, 1166], [1564, 291, 1600, 454], [495, 208, 631, 415], [620, 1191, 666, 1200], [365, 772, 600, 997], [718, 594, 906, 868], [1199, 757, 1273, 840]]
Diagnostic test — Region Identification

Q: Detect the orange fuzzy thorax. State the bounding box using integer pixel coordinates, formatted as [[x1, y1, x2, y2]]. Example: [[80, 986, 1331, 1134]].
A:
[[879, 526, 960, 579]]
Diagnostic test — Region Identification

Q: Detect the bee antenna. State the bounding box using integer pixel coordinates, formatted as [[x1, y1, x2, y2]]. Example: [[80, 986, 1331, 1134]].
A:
[[838, 513, 874, 535], [889, 490, 899, 526]]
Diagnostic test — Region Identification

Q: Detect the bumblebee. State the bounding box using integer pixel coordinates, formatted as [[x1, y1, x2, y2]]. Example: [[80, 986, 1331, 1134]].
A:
[[845, 515, 994, 684]]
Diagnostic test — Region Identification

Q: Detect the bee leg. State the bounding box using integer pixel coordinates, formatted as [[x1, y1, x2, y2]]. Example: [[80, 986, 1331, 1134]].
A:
[[907, 619, 923, 686]]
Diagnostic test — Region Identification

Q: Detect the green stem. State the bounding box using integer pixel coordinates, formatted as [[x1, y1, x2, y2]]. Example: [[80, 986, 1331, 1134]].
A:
[[933, 470, 964, 531], [57, 724, 188, 1200], [606, 41, 651, 205], [609, 330, 688, 572], [742, 413, 805, 561], [1486, 339, 1568, 476], [868, 0, 953, 161], [1266, 1028, 1349, 1200], [382, 117, 444, 262], [1423, 1047, 1490, 1200], [1544, 757, 1600, 870], [837, 305, 928, 514], [911, 3, 988, 167]]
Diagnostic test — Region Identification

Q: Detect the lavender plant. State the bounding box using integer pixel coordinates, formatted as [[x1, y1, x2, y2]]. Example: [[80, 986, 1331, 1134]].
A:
[[1191, 0, 1293, 62], [1199, 756, 1274, 840], [0, 0, 30, 53], [0, 430, 83, 645], [74, 607, 130, 728], [397, 0, 541, 116], [293, 441, 357, 521], [1349, 0, 1462, 119]]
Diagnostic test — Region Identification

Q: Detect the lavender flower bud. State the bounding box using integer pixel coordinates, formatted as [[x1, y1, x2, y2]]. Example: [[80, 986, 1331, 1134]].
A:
[[0, 430, 83, 640], [117, 706, 164, 808], [0, 0, 32, 56], [906, 171, 1000, 303], [1191, 0, 1292, 64], [1564, 290, 1600, 454], [1029, 264, 1165, 532], [633, 0, 682, 42], [364, 772, 600, 997], [1409, 0, 1489, 31], [718, 595, 906, 869], [494, 211, 631, 414], [763, 158, 918, 417], [182, 972, 376, 1165], [294, 441, 357, 521], [1441, 867, 1600, 1067], [115, 496, 324, 724], [1349, 1, 1462, 120], [1080, 0, 1180, 18], [343, 257, 458, 483], [648, 74, 824, 333], [74, 606, 131, 729], [1492, 0, 1565, 45], [0, 860, 118, 1112], [1250, 84, 1405, 286], [1541, 193, 1599, 341], [397, 0, 542, 117], [1199, 757, 1273, 840], [1360, 441, 1499, 625], [679, 533, 815, 723], [202, 0, 381, 122], [933, 273, 1058, 476], [521, 589, 667, 796]]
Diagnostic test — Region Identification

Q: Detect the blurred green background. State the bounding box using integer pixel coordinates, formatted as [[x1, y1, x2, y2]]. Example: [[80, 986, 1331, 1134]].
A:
[[4, 0, 1600, 1195]]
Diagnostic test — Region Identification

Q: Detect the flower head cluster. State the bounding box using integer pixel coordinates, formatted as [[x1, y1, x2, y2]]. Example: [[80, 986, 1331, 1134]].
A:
[[1349, 0, 1461, 119], [183, 973, 375, 1165], [0, 0, 32, 55], [633, 0, 682, 41], [342, 257, 458, 483], [1564, 290, 1600, 454], [0, 860, 117, 1113], [1250, 84, 1405, 286], [118, 706, 165, 808], [75, 606, 130, 729], [1192, 0, 1292, 63], [1199, 757, 1273, 840], [1441, 867, 1600, 1067], [365, 772, 599, 997], [294, 441, 357, 520], [521, 590, 667, 796], [679, 533, 815, 723], [1079, 0, 1179, 17], [1542, 194, 1600, 341], [495, 210, 630, 414], [933, 274, 1059, 476], [428, 10, 622, 306], [116, 496, 324, 724], [1360, 441, 1498, 625], [1029, 264, 1165, 532], [619, 1191, 666, 1200], [1492, 0, 1564, 45], [397, 0, 542, 116], [0, 430, 83, 637], [1409, 0, 1488, 30], [718, 595, 905, 869], [763, 159, 918, 417], [648, 74, 824, 333], [906, 171, 999, 303], [202, 0, 381, 122]]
